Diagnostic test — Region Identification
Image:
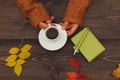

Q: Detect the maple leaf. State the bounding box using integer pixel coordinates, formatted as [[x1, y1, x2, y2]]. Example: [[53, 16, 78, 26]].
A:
[[66, 72, 78, 80], [66, 71, 90, 80], [66, 57, 90, 80], [69, 57, 81, 70], [78, 71, 90, 79]]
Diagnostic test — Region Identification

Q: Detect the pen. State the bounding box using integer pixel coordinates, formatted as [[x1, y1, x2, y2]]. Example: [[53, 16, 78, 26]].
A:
[[73, 28, 89, 55]]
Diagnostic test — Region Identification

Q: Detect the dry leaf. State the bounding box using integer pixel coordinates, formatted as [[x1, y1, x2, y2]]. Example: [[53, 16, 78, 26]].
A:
[[112, 64, 120, 78], [6, 61, 16, 67], [16, 59, 25, 64], [66, 72, 78, 79], [118, 64, 120, 68], [5, 44, 32, 77], [18, 52, 31, 59], [14, 63, 22, 77], [5, 55, 17, 62], [9, 47, 19, 55], [66, 57, 90, 80], [69, 57, 81, 70], [21, 44, 32, 52]]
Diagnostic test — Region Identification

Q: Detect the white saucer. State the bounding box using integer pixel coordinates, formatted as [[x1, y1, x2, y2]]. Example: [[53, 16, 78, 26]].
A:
[[38, 23, 67, 51]]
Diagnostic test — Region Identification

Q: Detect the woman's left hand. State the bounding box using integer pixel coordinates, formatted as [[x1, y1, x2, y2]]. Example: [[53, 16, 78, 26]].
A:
[[60, 21, 79, 36]]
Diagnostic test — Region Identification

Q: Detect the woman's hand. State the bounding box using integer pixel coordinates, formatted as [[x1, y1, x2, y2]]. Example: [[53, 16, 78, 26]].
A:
[[60, 21, 79, 36], [38, 16, 54, 29]]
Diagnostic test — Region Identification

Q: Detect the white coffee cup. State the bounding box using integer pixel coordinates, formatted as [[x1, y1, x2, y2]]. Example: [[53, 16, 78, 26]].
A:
[[45, 24, 60, 40], [38, 23, 67, 51]]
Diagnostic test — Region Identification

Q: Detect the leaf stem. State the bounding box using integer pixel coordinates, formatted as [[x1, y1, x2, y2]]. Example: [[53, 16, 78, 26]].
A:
[[19, 37, 24, 49]]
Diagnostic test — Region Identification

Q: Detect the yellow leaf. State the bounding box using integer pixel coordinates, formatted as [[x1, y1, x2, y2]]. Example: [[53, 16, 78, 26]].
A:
[[112, 69, 120, 78], [118, 64, 120, 68], [18, 52, 31, 59], [5, 55, 17, 62], [16, 59, 25, 64], [6, 61, 16, 67], [9, 47, 19, 55], [21, 44, 32, 52], [14, 63, 22, 77]]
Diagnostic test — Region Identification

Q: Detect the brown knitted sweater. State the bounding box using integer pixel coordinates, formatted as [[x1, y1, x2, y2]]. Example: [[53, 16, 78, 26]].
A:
[[14, 0, 92, 28], [63, 0, 92, 26]]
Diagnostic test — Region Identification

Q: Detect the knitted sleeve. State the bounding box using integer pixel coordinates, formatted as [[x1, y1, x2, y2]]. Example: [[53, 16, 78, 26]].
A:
[[63, 0, 92, 26], [14, 0, 50, 28]]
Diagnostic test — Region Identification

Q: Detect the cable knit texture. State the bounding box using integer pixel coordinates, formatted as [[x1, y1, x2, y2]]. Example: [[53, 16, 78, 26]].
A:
[[63, 0, 92, 26], [14, 0, 92, 28], [14, 0, 50, 28]]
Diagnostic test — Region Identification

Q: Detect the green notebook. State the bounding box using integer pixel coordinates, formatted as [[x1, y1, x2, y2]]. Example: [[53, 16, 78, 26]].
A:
[[71, 27, 105, 62]]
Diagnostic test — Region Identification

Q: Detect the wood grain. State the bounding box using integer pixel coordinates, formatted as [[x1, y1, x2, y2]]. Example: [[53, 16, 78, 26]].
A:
[[0, 0, 120, 80], [0, 0, 120, 39], [0, 39, 120, 80]]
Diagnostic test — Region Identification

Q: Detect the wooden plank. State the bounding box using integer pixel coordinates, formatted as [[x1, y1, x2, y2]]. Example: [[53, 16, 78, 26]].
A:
[[0, 0, 120, 39], [0, 39, 120, 80]]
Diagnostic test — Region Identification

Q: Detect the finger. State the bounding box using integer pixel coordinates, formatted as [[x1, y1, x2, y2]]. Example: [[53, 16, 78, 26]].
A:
[[66, 30, 70, 36], [65, 26, 71, 30], [59, 22, 63, 25], [59, 22, 71, 30], [59, 22, 65, 29], [67, 25, 78, 36], [61, 21, 69, 30], [39, 22, 48, 29], [45, 20, 51, 24], [50, 16, 55, 21], [46, 16, 55, 24]]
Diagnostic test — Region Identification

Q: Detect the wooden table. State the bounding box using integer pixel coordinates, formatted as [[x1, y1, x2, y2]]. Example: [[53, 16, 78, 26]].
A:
[[0, 0, 120, 80]]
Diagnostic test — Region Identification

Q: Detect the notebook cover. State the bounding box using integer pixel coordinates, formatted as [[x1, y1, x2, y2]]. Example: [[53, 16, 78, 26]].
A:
[[71, 27, 105, 62]]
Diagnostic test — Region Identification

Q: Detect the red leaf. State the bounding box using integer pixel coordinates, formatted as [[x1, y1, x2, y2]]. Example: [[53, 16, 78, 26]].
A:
[[77, 75, 82, 80], [66, 72, 78, 80], [69, 57, 81, 70], [78, 71, 90, 78]]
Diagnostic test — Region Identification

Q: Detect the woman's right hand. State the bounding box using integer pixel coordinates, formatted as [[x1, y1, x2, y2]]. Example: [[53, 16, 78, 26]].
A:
[[38, 16, 54, 29]]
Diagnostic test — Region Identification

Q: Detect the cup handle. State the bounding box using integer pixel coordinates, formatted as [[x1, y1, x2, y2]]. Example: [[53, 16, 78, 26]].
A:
[[48, 24, 51, 27]]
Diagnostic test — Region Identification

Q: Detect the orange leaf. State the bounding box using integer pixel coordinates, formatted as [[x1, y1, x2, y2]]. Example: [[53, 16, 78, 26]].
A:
[[66, 72, 78, 79]]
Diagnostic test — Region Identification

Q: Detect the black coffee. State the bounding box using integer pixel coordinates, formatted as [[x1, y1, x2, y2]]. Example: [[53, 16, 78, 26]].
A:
[[46, 28, 58, 39]]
